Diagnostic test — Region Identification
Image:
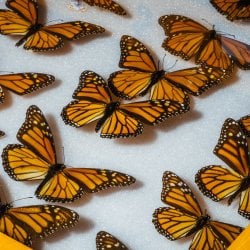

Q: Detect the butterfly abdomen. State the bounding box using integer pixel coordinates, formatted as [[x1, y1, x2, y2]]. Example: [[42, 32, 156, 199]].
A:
[[95, 101, 120, 132], [15, 23, 43, 47], [140, 70, 166, 96]]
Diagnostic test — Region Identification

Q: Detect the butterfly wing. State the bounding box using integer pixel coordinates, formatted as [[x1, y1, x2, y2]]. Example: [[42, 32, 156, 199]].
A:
[[0, 0, 37, 35], [96, 231, 128, 250], [220, 36, 250, 70], [214, 118, 250, 176], [0, 73, 54, 97], [166, 66, 232, 96], [239, 115, 250, 137], [2, 144, 51, 181], [17, 105, 57, 165], [195, 165, 243, 202], [119, 35, 157, 72], [83, 0, 126, 15], [35, 167, 136, 202], [22, 21, 105, 51], [210, 0, 250, 21], [159, 15, 209, 61], [0, 203, 78, 246]]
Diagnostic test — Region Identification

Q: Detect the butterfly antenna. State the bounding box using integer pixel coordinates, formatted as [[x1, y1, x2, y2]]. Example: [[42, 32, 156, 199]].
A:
[[0, 70, 14, 74], [166, 60, 178, 72], [46, 19, 64, 25], [9, 197, 33, 205], [62, 146, 65, 164], [201, 18, 213, 29]]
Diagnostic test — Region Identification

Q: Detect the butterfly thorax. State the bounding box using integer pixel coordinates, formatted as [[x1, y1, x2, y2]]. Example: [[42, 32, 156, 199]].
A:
[[228, 175, 250, 204], [238, 0, 250, 7], [16, 23, 44, 47], [140, 70, 165, 96], [187, 214, 211, 236], [0, 203, 12, 218], [47, 164, 66, 177], [95, 102, 120, 132]]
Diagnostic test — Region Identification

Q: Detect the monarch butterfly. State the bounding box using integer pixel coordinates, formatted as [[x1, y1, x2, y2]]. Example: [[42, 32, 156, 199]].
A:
[[2, 105, 136, 202], [158, 15, 250, 70], [239, 114, 250, 137], [195, 118, 250, 219], [210, 0, 250, 21], [77, 0, 126, 15], [0, 197, 79, 246], [0, 0, 105, 51], [0, 72, 54, 104], [96, 231, 128, 250], [152, 171, 243, 249], [108, 35, 232, 101], [61, 71, 190, 138]]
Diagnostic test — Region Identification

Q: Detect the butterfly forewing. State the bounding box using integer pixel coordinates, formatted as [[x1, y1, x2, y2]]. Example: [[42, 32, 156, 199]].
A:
[[119, 35, 157, 72], [96, 231, 128, 250], [0, 73, 54, 95], [6, 0, 38, 24], [0, 203, 79, 246], [73, 70, 111, 103], [83, 0, 126, 15], [214, 118, 250, 176], [161, 171, 203, 217], [17, 105, 57, 165]]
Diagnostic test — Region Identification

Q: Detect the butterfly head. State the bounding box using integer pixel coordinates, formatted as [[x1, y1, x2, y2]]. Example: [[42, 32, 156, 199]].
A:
[[47, 164, 66, 177], [194, 214, 211, 232]]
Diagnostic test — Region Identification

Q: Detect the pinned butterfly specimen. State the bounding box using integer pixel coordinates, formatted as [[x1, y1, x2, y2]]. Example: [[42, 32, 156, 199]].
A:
[[61, 70, 189, 138], [159, 15, 250, 70], [0, 0, 105, 51], [239, 114, 250, 136], [72, 0, 126, 15], [196, 117, 250, 219], [210, 0, 250, 21], [0, 197, 79, 246], [2, 105, 136, 202], [152, 171, 243, 249], [96, 231, 128, 250], [0, 72, 54, 104], [108, 35, 232, 102]]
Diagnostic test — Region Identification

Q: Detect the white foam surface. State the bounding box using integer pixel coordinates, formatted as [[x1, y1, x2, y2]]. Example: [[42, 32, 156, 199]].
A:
[[0, 0, 249, 249]]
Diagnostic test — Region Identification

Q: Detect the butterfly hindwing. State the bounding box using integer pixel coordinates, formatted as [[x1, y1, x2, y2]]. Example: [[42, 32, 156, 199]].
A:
[[96, 231, 128, 250], [0, 202, 79, 246], [210, 0, 250, 21]]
